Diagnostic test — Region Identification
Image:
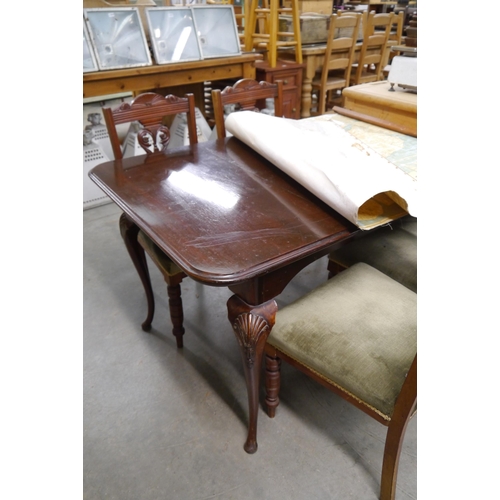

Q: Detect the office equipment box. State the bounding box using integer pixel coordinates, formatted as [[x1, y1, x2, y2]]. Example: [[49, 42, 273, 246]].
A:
[[279, 13, 330, 44], [283, 0, 333, 14]]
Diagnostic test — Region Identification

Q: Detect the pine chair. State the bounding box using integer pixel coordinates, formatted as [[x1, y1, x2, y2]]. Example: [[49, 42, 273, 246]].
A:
[[102, 92, 198, 348], [310, 13, 361, 115], [383, 11, 405, 75], [211, 78, 284, 139], [264, 262, 417, 500], [328, 215, 417, 292], [244, 0, 302, 68], [350, 12, 394, 85]]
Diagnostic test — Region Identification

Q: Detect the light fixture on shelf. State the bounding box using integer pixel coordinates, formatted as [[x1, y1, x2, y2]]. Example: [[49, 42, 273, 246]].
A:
[[84, 7, 152, 70], [192, 6, 241, 59], [83, 16, 98, 73], [146, 7, 201, 64]]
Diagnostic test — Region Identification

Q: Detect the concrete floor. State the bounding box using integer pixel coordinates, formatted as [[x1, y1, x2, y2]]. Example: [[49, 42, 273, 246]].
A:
[[83, 201, 417, 500]]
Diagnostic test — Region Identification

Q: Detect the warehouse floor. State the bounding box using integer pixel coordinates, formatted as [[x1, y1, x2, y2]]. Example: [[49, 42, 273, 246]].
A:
[[83, 201, 416, 500]]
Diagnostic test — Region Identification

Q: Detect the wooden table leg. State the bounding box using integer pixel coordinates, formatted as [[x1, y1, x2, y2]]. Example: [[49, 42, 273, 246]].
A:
[[227, 295, 278, 454], [300, 55, 319, 118], [301, 76, 313, 119], [119, 213, 155, 331]]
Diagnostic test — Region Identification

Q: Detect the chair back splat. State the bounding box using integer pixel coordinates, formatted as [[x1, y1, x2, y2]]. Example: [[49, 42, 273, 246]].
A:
[[103, 92, 197, 160], [211, 78, 284, 139]]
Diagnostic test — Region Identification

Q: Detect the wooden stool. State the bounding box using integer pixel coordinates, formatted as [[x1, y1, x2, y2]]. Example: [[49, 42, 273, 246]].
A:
[[245, 0, 302, 68]]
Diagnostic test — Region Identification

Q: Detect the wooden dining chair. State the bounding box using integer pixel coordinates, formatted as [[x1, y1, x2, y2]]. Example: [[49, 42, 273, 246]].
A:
[[350, 11, 394, 85], [264, 262, 417, 500], [310, 13, 361, 115], [382, 11, 405, 75], [211, 78, 284, 139], [102, 92, 198, 348], [328, 215, 417, 293]]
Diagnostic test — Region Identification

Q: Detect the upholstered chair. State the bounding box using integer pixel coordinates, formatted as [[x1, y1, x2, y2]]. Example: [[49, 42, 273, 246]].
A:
[[265, 262, 417, 500]]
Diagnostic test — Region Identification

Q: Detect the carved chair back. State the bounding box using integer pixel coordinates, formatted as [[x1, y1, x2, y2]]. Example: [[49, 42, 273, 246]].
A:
[[102, 92, 198, 160], [211, 79, 284, 139]]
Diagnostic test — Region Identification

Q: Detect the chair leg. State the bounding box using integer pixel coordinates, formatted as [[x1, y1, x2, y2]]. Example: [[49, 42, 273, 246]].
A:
[[265, 352, 281, 417], [166, 281, 185, 348], [318, 90, 327, 116], [380, 356, 417, 500], [119, 213, 155, 331], [327, 259, 347, 279], [380, 423, 406, 500]]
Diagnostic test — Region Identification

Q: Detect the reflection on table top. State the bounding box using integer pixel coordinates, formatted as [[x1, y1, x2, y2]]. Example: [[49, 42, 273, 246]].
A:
[[89, 137, 359, 286]]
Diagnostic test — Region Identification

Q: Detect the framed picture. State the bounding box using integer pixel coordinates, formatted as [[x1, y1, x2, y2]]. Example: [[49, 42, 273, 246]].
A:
[[83, 16, 98, 73], [192, 6, 241, 59], [146, 7, 202, 64], [83, 8, 152, 71]]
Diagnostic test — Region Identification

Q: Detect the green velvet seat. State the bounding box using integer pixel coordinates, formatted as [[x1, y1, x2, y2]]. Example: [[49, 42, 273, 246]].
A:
[[264, 262, 417, 500], [328, 215, 417, 293]]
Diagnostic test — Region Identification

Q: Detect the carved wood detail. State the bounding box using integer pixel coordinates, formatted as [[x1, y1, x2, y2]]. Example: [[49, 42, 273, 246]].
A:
[[221, 79, 279, 112], [232, 312, 271, 366], [227, 295, 278, 453], [114, 92, 188, 113], [138, 125, 171, 155]]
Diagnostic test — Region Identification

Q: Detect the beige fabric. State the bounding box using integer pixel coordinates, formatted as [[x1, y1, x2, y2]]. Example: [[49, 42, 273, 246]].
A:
[[268, 263, 417, 419], [329, 215, 417, 292], [137, 230, 183, 277]]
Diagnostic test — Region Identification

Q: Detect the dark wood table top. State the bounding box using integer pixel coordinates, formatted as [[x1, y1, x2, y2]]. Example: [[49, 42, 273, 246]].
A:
[[90, 137, 360, 289]]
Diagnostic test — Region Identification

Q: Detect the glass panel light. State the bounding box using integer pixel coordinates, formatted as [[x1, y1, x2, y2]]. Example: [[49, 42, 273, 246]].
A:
[[83, 16, 98, 73], [84, 8, 152, 70], [192, 6, 241, 59], [146, 7, 201, 64]]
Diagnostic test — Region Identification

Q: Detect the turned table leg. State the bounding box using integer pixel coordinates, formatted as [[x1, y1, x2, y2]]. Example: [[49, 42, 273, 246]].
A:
[[119, 213, 155, 331], [301, 77, 313, 119], [227, 295, 277, 454]]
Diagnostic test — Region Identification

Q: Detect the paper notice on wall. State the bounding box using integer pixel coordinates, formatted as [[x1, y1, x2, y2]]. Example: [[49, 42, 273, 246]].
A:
[[225, 111, 417, 230]]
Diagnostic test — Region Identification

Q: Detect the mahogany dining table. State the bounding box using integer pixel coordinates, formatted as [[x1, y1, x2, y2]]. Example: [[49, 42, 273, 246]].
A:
[[89, 137, 362, 453]]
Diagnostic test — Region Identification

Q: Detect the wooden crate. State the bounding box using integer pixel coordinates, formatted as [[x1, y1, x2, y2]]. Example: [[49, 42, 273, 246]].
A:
[[279, 14, 330, 44], [283, 0, 333, 15]]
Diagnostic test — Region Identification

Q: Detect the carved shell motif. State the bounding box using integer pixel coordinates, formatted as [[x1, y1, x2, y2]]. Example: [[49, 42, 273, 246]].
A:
[[138, 125, 171, 154], [232, 313, 270, 366]]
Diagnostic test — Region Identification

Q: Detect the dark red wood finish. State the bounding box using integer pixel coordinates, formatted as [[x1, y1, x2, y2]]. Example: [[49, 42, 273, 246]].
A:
[[90, 137, 360, 453]]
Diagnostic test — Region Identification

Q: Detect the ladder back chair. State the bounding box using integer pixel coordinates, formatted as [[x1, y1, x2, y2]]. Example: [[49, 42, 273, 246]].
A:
[[382, 11, 405, 74], [102, 92, 198, 348], [245, 0, 302, 67], [264, 262, 417, 500], [350, 11, 394, 85], [311, 13, 362, 115], [211, 78, 284, 139]]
